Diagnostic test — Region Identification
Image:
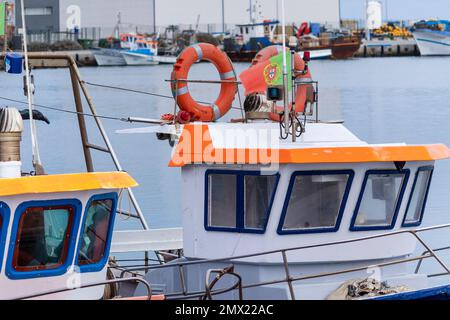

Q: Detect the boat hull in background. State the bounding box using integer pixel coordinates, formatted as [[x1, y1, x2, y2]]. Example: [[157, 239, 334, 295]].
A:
[[153, 55, 177, 64], [93, 49, 126, 66], [413, 30, 450, 56], [122, 52, 159, 66]]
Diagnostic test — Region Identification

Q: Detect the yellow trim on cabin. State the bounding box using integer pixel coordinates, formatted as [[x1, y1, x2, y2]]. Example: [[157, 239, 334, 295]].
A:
[[0, 172, 138, 197]]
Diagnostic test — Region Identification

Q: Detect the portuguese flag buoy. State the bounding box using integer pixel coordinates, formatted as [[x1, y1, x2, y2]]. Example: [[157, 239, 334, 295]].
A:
[[239, 52, 292, 96]]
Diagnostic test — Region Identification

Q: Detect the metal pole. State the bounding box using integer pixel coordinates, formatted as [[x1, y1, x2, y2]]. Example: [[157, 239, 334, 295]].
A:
[[221, 0, 225, 34], [280, 0, 289, 135], [153, 0, 156, 34], [2, 1, 7, 53], [69, 65, 94, 172], [68, 58, 149, 230], [20, 0, 43, 172]]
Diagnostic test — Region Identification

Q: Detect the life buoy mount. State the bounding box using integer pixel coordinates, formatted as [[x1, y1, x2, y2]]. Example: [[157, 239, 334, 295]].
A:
[[171, 43, 237, 122]]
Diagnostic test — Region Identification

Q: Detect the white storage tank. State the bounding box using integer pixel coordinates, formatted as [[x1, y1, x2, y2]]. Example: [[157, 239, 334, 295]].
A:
[[366, 0, 382, 30]]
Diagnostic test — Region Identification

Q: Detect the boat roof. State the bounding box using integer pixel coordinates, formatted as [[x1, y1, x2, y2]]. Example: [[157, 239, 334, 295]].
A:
[[168, 123, 449, 167], [0, 172, 137, 197]]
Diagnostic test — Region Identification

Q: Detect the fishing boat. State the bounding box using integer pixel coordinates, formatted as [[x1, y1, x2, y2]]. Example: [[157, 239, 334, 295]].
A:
[[113, 42, 450, 300], [412, 20, 450, 56], [223, 5, 358, 62], [93, 34, 145, 67], [2, 1, 450, 301], [93, 48, 127, 67], [122, 39, 177, 66], [3, 41, 450, 301]]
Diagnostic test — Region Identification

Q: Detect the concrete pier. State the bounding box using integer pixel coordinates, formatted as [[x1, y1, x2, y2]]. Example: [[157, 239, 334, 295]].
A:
[[0, 50, 97, 70], [355, 39, 419, 57]]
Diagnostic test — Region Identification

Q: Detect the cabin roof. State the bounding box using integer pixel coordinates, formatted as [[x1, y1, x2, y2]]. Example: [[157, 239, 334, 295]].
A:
[[168, 123, 450, 167], [0, 172, 137, 197]]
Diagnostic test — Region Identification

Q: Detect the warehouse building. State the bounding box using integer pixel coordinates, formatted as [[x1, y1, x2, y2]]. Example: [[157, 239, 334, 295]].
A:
[[14, 0, 155, 36]]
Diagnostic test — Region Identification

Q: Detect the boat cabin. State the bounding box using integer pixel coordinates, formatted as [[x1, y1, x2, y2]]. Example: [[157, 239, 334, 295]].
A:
[[0, 172, 136, 299], [169, 122, 448, 263]]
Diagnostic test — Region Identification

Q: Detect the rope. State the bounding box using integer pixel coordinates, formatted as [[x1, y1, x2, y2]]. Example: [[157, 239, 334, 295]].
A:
[[0, 95, 128, 122], [84, 80, 244, 111]]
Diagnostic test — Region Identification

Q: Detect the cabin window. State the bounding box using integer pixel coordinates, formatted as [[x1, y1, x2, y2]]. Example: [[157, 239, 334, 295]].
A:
[[77, 194, 117, 271], [278, 171, 354, 234], [351, 170, 409, 231], [206, 171, 279, 233], [403, 167, 433, 227], [244, 175, 278, 229], [12, 205, 74, 272], [208, 174, 237, 228]]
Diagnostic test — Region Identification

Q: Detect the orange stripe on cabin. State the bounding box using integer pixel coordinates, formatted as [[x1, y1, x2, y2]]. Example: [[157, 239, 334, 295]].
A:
[[0, 172, 138, 197], [168, 124, 450, 167]]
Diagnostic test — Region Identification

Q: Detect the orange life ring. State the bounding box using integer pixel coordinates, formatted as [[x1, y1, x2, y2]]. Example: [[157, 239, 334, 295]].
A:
[[252, 45, 314, 122], [171, 43, 237, 122]]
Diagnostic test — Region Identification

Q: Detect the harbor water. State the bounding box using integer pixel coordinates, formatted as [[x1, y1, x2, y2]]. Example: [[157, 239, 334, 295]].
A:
[[1, 56, 450, 239]]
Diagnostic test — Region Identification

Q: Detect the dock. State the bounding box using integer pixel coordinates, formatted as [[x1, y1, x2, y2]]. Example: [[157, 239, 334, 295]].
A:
[[355, 39, 419, 57], [0, 50, 97, 70]]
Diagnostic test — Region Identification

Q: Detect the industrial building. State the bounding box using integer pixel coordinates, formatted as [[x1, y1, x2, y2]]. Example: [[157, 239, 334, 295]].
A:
[[14, 0, 155, 36]]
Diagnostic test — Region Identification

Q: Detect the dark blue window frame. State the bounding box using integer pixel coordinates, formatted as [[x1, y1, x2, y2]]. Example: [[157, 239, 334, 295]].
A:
[[204, 170, 280, 234], [75, 192, 118, 273], [402, 166, 434, 228], [0, 202, 11, 273], [350, 169, 410, 232], [277, 170, 355, 235], [6, 198, 82, 280]]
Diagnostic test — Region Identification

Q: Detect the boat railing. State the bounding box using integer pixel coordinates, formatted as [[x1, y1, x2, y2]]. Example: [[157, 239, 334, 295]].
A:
[[13, 277, 153, 300], [115, 223, 450, 300]]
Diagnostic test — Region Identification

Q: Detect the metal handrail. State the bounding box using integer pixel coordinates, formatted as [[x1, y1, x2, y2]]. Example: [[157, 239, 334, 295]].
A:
[[120, 223, 450, 274], [415, 245, 450, 274], [116, 223, 450, 299], [14, 277, 153, 300]]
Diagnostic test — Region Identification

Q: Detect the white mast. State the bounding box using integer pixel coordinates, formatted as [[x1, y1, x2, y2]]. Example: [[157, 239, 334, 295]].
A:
[[280, 0, 289, 136], [20, 0, 43, 172]]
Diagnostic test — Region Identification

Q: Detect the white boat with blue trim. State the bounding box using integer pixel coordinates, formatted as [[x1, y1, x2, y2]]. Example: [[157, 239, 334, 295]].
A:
[[412, 20, 450, 56], [2, 1, 450, 300]]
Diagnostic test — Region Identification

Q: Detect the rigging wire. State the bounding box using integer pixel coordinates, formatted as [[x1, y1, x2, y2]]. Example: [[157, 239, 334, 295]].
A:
[[83, 80, 244, 111], [0, 95, 128, 122]]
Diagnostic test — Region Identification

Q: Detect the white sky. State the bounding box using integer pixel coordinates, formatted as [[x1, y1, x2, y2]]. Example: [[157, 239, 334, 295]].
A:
[[155, 0, 340, 26]]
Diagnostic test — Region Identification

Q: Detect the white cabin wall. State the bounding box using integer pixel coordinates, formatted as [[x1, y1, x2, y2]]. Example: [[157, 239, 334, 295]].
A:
[[181, 161, 434, 263]]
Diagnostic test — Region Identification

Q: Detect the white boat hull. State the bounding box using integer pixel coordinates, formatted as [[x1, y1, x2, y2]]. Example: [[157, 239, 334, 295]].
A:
[[122, 52, 159, 66], [310, 49, 332, 60], [93, 50, 126, 66], [299, 49, 332, 60], [413, 30, 450, 56], [153, 55, 177, 64]]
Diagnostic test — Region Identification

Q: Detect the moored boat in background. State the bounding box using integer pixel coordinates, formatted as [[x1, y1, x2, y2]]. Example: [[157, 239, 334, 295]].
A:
[[412, 20, 450, 56]]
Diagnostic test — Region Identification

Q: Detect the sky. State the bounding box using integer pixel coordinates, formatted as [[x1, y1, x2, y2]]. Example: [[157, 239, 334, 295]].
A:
[[341, 0, 450, 21], [154, 0, 450, 26]]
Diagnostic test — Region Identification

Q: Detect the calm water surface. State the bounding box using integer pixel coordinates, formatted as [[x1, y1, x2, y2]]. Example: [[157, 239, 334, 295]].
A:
[[1, 57, 450, 236]]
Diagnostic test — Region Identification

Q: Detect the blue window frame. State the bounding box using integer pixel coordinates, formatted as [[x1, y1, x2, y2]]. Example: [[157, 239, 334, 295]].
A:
[[402, 166, 434, 227], [6, 199, 82, 280], [277, 170, 354, 235], [204, 170, 280, 234], [75, 193, 118, 273], [350, 169, 410, 231], [0, 202, 11, 273]]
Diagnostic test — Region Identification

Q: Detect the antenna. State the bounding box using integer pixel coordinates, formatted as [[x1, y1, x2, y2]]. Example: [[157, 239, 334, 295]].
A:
[[20, 0, 43, 173], [280, 0, 289, 137]]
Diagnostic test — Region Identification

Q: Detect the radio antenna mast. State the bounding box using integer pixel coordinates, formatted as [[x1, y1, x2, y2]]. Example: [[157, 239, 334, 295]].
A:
[[20, 0, 43, 173]]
